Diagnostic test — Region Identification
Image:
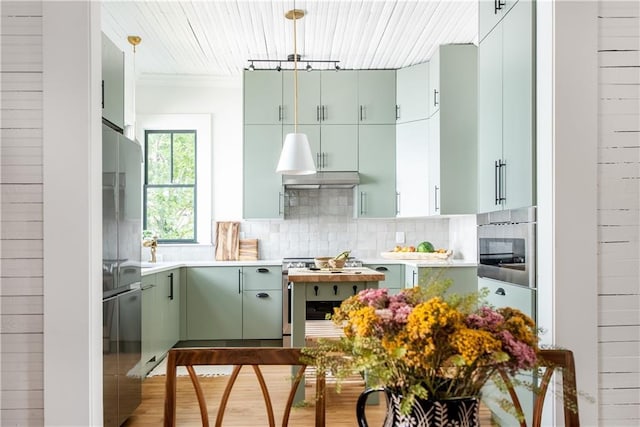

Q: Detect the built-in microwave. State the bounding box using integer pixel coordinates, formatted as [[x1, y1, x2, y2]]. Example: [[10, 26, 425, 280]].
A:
[[477, 206, 536, 288]]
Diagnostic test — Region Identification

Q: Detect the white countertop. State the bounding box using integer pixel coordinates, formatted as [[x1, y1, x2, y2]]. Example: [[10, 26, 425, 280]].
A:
[[141, 258, 477, 276]]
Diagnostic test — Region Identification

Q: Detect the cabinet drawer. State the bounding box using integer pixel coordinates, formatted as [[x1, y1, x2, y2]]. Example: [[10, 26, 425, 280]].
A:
[[243, 266, 282, 290], [242, 290, 282, 340], [364, 264, 404, 290], [479, 277, 535, 319], [305, 282, 366, 301]]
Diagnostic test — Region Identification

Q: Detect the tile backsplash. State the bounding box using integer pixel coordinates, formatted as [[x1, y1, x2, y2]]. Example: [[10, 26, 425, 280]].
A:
[[154, 189, 477, 262]]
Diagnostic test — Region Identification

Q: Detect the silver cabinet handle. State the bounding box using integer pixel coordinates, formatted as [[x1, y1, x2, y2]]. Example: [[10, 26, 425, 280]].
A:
[[316, 105, 320, 122], [279, 192, 284, 215], [499, 160, 506, 204], [360, 105, 364, 121], [322, 152, 327, 169], [316, 152, 321, 168], [322, 105, 326, 121], [395, 105, 400, 120], [256, 292, 270, 298], [238, 269, 242, 294], [433, 89, 439, 107], [278, 105, 283, 122], [396, 192, 400, 215], [494, 160, 500, 205], [412, 270, 417, 286], [360, 192, 366, 215], [434, 186, 439, 212]]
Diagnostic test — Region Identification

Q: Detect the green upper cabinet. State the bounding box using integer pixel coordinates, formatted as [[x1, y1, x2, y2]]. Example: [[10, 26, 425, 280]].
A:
[[478, 0, 519, 43], [358, 70, 397, 124], [427, 49, 440, 118], [478, 0, 535, 213], [283, 70, 358, 125], [357, 125, 396, 218], [428, 44, 478, 216], [320, 70, 359, 124], [244, 71, 283, 125], [396, 119, 429, 217], [283, 71, 320, 125], [101, 33, 124, 130], [243, 124, 283, 219], [186, 267, 242, 340], [396, 62, 429, 123]]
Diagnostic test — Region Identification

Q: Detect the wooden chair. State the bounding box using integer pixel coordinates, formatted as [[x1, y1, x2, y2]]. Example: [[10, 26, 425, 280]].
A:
[[498, 349, 580, 427], [163, 347, 325, 427]]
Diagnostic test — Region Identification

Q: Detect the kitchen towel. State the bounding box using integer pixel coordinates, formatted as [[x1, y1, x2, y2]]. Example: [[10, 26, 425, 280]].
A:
[[215, 221, 240, 260]]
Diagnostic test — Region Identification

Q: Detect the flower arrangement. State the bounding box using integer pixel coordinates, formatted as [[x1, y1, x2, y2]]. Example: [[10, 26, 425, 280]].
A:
[[303, 281, 539, 414]]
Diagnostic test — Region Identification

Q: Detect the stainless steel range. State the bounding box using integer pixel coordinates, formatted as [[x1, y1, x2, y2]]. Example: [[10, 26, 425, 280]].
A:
[[281, 257, 362, 346]]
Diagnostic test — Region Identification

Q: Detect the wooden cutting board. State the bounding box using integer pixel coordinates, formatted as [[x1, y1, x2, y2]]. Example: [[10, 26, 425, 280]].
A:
[[215, 222, 240, 260], [238, 239, 259, 261]]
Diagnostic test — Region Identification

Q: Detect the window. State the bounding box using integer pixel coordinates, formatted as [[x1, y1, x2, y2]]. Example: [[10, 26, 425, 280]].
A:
[[144, 130, 197, 243]]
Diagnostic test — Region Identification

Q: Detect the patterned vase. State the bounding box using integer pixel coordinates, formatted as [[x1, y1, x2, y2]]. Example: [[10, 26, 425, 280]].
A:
[[356, 387, 480, 427]]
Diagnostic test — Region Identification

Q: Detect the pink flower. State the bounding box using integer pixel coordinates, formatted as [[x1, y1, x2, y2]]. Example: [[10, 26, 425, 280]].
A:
[[499, 330, 537, 370], [466, 306, 504, 331], [358, 288, 389, 308]]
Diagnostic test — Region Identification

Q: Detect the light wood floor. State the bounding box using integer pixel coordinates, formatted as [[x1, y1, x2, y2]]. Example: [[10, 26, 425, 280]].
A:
[[124, 365, 494, 426]]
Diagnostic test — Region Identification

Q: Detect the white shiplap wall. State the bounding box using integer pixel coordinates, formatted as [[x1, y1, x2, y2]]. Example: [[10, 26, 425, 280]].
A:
[[0, 0, 45, 425], [597, 0, 640, 425]]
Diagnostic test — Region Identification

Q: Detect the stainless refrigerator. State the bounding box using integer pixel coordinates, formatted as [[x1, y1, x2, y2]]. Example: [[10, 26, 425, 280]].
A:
[[102, 123, 143, 426]]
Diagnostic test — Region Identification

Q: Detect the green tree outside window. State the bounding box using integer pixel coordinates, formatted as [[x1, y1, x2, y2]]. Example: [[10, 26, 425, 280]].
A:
[[144, 130, 197, 242]]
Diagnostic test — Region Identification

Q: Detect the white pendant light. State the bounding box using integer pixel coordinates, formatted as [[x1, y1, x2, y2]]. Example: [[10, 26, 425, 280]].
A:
[[276, 7, 316, 175]]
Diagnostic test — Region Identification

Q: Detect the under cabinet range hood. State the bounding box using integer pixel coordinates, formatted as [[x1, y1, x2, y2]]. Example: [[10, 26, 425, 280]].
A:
[[283, 171, 360, 189]]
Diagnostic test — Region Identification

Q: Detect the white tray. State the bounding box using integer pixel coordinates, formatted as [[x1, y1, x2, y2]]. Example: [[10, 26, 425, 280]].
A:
[[380, 250, 453, 260]]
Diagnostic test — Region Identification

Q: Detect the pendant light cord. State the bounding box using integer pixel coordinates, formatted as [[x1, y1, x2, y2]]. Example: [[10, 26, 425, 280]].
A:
[[293, 7, 299, 133]]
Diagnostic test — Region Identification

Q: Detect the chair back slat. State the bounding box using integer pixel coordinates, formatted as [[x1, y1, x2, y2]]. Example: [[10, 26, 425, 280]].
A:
[[163, 347, 325, 427], [497, 348, 580, 427]]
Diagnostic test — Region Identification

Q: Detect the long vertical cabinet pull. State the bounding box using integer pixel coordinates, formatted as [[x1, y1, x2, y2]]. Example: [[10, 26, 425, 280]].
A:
[[395, 105, 400, 120], [433, 90, 439, 107], [412, 270, 417, 287], [322, 106, 327, 121], [168, 272, 174, 300], [316, 106, 321, 122], [238, 269, 242, 294], [396, 192, 401, 215], [101, 80, 105, 108], [278, 192, 284, 216], [322, 152, 327, 169], [316, 153, 321, 168], [434, 186, 440, 212], [359, 105, 365, 122], [498, 160, 507, 204], [494, 0, 506, 14], [494, 160, 500, 205], [360, 192, 366, 215]]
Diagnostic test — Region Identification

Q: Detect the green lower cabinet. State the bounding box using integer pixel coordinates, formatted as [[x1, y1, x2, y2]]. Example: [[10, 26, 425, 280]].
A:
[[141, 268, 182, 376], [414, 266, 479, 296], [478, 277, 536, 425], [186, 266, 282, 340], [186, 267, 243, 340], [364, 264, 404, 295], [242, 290, 282, 339]]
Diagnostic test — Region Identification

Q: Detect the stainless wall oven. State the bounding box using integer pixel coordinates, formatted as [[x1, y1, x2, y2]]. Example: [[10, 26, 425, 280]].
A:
[[477, 206, 536, 288]]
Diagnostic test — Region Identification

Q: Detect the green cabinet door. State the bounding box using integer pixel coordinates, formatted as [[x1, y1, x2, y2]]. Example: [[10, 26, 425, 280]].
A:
[[157, 269, 180, 352], [477, 25, 504, 214], [405, 265, 418, 288], [283, 70, 321, 125], [418, 266, 478, 296], [358, 70, 397, 124], [357, 125, 396, 218], [320, 125, 359, 171], [101, 33, 124, 130], [396, 62, 429, 123], [364, 264, 404, 294], [242, 290, 282, 339], [244, 71, 283, 125], [243, 125, 283, 219], [320, 70, 358, 124], [427, 113, 441, 216], [502, 0, 535, 210], [479, 0, 519, 43], [437, 44, 478, 215], [428, 48, 440, 118], [186, 267, 242, 340]]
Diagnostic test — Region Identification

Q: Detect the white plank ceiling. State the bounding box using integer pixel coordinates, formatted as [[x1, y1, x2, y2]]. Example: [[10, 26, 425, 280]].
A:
[[102, 0, 478, 76]]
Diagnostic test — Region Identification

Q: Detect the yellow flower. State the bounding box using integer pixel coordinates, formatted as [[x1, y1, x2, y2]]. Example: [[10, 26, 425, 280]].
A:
[[450, 328, 502, 365]]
